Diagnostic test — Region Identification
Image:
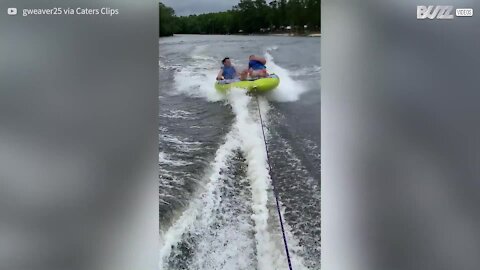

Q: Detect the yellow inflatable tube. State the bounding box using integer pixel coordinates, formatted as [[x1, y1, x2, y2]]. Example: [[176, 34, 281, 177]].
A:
[[215, 74, 280, 93]]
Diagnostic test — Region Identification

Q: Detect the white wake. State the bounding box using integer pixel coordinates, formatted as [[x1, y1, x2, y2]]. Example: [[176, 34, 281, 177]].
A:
[[161, 45, 310, 270], [227, 89, 308, 270]]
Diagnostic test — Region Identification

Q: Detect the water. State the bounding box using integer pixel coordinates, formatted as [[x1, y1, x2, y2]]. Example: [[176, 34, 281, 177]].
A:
[[159, 35, 321, 270]]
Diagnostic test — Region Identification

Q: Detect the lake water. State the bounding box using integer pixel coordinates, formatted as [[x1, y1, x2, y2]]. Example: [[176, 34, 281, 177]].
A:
[[159, 34, 321, 270]]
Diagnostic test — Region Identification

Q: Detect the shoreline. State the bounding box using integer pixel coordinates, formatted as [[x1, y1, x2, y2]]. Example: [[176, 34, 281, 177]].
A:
[[268, 33, 321, 37], [162, 32, 321, 38]]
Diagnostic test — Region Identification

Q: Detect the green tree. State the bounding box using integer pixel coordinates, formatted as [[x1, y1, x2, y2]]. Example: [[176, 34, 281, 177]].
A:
[[305, 0, 320, 30], [160, 0, 321, 36], [159, 2, 177, 36], [254, 0, 269, 29], [286, 0, 305, 32], [278, 0, 288, 27]]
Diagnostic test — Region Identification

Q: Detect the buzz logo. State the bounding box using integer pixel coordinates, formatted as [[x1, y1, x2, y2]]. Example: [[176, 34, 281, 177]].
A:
[[417, 5, 454, 19]]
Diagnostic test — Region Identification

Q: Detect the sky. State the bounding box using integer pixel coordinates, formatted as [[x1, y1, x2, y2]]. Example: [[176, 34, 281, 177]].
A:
[[162, 0, 240, 16]]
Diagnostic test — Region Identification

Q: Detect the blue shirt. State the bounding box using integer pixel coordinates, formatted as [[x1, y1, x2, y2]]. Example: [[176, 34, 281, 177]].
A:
[[222, 66, 236, 79], [248, 60, 266, 70]]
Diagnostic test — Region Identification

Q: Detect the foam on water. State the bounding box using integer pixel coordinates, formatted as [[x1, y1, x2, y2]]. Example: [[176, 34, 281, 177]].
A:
[[161, 44, 314, 270], [171, 45, 310, 104], [160, 109, 196, 120], [227, 89, 308, 270], [159, 130, 243, 269], [173, 67, 224, 102], [227, 89, 280, 269], [171, 46, 225, 102], [161, 134, 203, 153], [264, 51, 308, 102], [159, 90, 310, 269], [159, 152, 192, 166], [289, 66, 322, 77], [161, 134, 201, 145]]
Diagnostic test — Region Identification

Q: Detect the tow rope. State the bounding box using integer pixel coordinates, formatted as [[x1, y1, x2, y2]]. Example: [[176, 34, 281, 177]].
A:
[[255, 95, 293, 270]]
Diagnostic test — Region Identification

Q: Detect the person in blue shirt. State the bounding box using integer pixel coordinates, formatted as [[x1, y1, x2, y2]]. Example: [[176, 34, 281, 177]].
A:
[[216, 57, 239, 81], [240, 55, 269, 80]]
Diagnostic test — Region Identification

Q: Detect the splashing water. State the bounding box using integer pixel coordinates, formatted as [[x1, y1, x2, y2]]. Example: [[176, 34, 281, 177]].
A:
[[228, 89, 281, 270], [227, 89, 308, 270], [159, 129, 246, 269], [161, 41, 317, 269], [173, 67, 224, 102], [171, 45, 309, 103], [171, 46, 225, 102], [264, 51, 308, 102], [159, 88, 309, 270]]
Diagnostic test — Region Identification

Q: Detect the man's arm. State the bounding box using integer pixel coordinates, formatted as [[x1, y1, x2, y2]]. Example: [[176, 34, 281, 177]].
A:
[[216, 69, 224, 80]]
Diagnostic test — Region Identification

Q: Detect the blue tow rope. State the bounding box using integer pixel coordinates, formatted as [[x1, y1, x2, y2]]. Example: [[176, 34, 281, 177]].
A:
[[255, 95, 294, 270]]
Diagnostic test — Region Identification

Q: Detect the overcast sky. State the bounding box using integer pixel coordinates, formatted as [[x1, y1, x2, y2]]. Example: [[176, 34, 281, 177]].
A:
[[162, 0, 240, 16]]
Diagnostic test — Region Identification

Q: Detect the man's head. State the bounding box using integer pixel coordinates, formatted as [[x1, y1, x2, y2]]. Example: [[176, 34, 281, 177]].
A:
[[249, 55, 255, 60], [222, 57, 231, 66]]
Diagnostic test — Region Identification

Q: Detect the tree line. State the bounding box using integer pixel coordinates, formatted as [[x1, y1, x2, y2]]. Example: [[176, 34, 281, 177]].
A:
[[159, 0, 320, 36]]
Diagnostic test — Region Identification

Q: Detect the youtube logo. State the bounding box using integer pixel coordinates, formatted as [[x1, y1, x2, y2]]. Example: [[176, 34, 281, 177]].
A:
[[7, 8, 17, 16]]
